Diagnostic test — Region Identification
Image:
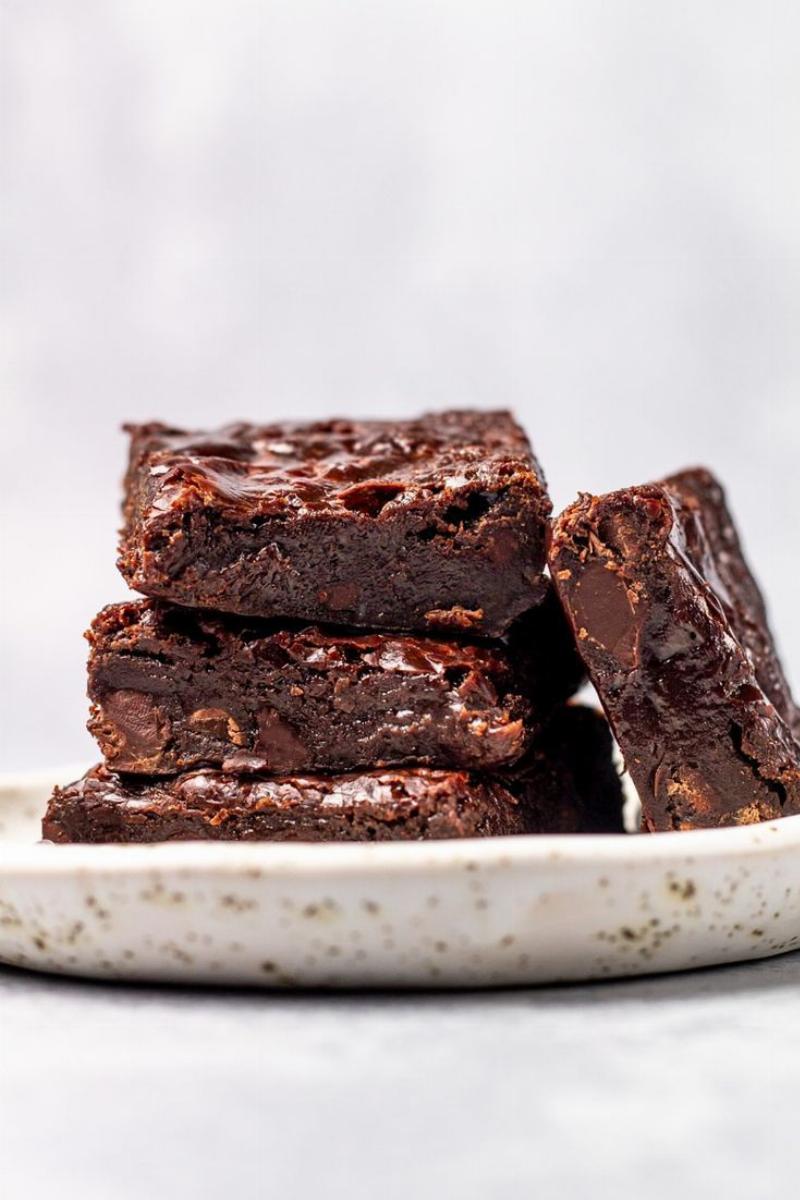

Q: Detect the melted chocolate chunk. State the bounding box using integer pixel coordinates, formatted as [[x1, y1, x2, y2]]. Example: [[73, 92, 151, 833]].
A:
[[118, 410, 551, 636], [550, 469, 800, 831]]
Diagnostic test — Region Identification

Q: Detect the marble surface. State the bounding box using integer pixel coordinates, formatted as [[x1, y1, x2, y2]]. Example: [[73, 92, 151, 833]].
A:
[[1, 954, 797, 1198]]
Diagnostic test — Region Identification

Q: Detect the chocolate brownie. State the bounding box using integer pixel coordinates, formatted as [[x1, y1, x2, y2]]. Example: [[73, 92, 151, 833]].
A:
[[550, 469, 800, 831], [43, 708, 624, 843], [509, 706, 625, 835], [86, 586, 584, 775], [117, 410, 551, 636]]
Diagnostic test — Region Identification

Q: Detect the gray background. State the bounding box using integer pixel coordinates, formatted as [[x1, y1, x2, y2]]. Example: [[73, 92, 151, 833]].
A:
[[1, 956, 799, 1200], [1, 3, 799, 1197]]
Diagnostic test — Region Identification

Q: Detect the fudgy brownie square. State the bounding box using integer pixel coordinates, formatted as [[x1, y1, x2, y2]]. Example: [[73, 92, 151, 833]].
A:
[[118, 411, 551, 636], [44, 707, 624, 843], [550, 468, 800, 831], [86, 586, 584, 775]]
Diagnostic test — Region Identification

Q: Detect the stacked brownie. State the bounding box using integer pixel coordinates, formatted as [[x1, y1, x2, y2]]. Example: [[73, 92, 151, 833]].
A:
[[44, 410, 625, 842]]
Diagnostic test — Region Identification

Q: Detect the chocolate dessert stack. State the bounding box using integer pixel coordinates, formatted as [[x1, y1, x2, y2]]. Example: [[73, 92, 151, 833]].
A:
[[44, 410, 625, 842]]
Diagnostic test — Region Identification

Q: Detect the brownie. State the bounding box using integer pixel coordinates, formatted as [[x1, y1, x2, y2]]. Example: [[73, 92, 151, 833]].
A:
[[43, 708, 624, 844], [508, 705, 625, 835], [86, 586, 584, 775], [117, 410, 551, 636], [550, 469, 800, 831]]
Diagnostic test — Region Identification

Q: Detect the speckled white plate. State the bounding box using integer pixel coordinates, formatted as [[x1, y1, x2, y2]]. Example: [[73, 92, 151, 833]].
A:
[[2, 767, 800, 987]]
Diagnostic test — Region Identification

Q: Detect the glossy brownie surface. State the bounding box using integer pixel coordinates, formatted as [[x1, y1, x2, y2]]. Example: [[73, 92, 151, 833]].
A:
[[118, 410, 551, 636], [45, 708, 624, 843], [664, 469, 798, 729], [551, 469, 800, 831], [44, 765, 527, 843]]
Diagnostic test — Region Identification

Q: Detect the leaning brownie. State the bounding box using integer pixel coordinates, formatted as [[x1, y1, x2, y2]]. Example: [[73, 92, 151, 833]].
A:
[[550, 469, 800, 831], [43, 708, 624, 844], [117, 410, 551, 636], [86, 586, 584, 775]]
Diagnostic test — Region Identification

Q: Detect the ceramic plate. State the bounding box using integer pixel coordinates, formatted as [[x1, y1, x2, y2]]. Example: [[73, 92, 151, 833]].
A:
[[1, 767, 799, 987]]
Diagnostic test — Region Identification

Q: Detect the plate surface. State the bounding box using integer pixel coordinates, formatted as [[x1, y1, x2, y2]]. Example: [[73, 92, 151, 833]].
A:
[[2, 768, 800, 987]]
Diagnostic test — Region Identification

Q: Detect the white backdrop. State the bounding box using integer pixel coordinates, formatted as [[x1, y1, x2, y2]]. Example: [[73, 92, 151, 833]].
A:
[[2, 1, 799, 769]]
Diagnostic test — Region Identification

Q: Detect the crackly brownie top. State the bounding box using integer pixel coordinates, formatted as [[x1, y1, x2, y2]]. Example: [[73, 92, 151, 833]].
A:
[[58, 763, 512, 817], [89, 598, 519, 682], [125, 409, 548, 521]]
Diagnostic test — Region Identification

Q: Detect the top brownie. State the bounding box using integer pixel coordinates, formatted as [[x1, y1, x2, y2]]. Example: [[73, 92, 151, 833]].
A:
[[118, 410, 551, 636], [550, 467, 800, 831]]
